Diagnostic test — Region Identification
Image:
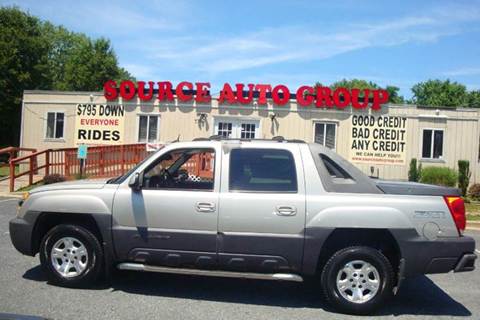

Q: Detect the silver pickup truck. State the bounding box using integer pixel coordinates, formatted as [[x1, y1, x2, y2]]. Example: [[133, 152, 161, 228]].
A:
[[9, 138, 477, 315]]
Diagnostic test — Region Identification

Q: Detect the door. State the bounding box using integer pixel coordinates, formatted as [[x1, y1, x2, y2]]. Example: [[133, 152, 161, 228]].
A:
[[218, 145, 306, 273], [112, 146, 220, 269]]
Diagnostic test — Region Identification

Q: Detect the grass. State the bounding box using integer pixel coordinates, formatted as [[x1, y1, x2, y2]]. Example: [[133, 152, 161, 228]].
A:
[[465, 201, 480, 221], [467, 214, 480, 221], [0, 165, 18, 177], [465, 202, 480, 214], [16, 181, 44, 192]]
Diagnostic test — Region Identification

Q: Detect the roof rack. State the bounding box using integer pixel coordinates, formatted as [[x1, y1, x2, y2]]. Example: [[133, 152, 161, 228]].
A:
[[192, 135, 306, 143]]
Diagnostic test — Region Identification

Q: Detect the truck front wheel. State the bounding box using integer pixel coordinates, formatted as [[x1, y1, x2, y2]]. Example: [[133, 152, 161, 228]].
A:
[[39, 224, 103, 287], [320, 246, 394, 315]]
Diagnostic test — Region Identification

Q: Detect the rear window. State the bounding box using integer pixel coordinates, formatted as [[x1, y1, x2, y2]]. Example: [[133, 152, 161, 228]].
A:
[[229, 148, 297, 192]]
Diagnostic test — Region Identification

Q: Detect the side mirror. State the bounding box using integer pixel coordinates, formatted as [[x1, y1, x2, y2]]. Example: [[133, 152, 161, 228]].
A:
[[128, 172, 143, 191]]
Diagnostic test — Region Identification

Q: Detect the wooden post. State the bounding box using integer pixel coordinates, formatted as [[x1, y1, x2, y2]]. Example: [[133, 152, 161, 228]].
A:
[[29, 156, 33, 186], [45, 151, 50, 176], [99, 149, 104, 176], [9, 160, 14, 192], [65, 151, 70, 177], [121, 145, 125, 174]]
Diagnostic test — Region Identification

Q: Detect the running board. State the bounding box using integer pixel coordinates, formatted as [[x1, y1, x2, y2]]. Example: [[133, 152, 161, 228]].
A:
[[117, 263, 303, 282]]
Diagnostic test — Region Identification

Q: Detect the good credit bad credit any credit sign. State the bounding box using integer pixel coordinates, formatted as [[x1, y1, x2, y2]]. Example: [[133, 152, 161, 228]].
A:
[[349, 115, 408, 165], [74, 104, 125, 145]]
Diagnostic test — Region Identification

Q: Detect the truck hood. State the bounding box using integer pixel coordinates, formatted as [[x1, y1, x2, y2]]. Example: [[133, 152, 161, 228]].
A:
[[374, 179, 461, 197], [29, 178, 109, 194]]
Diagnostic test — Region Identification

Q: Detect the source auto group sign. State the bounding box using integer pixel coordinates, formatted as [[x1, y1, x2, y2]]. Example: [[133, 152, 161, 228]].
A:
[[103, 80, 390, 110]]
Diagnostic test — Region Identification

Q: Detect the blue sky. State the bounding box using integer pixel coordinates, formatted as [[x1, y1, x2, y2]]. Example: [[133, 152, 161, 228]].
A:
[[2, 0, 480, 98]]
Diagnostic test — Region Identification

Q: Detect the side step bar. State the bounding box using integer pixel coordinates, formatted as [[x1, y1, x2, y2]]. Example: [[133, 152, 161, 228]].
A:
[[117, 263, 303, 282]]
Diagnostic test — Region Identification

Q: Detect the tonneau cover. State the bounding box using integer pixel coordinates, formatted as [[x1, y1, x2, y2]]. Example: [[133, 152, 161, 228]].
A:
[[375, 180, 461, 196]]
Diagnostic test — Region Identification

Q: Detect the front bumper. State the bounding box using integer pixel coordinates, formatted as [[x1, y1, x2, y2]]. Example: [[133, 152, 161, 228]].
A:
[[9, 217, 34, 256]]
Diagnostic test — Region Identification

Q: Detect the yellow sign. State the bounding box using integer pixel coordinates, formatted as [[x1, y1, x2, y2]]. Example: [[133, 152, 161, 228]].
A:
[[74, 104, 125, 145], [349, 115, 408, 165]]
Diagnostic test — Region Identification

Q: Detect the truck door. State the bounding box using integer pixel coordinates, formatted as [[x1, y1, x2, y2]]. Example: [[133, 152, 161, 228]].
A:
[[217, 144, 306, 273], [112, 144, 220, 269]]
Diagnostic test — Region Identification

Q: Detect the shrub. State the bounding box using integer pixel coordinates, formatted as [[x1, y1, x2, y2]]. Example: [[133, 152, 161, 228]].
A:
[[458, 160, 471, 196], [74, 173, 89, 180], [43, 174, 66, 185], [420, 166, 457, 187], [408, 158, 420, 182], [468, 183, 480, 200]]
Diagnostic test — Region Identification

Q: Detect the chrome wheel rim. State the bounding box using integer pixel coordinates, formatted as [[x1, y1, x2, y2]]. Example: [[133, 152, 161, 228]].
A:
[[50, 237, 88, 278], [336, 260, 380, 304]]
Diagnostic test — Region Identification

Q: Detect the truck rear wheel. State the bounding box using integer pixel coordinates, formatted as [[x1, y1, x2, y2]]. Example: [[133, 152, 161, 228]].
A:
[[320, 246, 394, 315], [39, 224, 103, 287]]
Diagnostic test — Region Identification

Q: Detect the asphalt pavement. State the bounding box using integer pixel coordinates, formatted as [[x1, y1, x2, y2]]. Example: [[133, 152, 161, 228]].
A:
[[0, 196, 479, 320]]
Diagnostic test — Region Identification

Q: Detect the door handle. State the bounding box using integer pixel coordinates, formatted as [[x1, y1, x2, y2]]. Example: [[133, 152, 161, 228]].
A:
[[195, 202, 216, 213], [275, 205, 297, 216]]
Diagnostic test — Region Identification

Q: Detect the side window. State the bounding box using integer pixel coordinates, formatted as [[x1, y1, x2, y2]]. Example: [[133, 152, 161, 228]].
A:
[[138, 115, 159, 143], [45, 112, 65, 139], [143, 148, 215, 191], [314, 122, 336, 149], [422, 129, 443, 159], [229, 148, 297, 192]]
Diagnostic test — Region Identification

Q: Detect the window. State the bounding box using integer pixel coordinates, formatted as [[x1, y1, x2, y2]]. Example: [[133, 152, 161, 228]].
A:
[[217, 122, 233, 137], [240, 123, 256, 139], [214, 119, 259, 139], [229, 148, 297, 192], [314, 122, 336, 149], [143, 148, 215, 190], [422, 129, 443, 159], [45, 112, 65, 139], [138, 115, 159, 143]]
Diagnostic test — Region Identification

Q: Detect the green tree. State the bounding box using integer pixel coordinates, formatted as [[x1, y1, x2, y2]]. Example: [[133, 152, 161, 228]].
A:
[[0, 7, 51, 147], [411, 79, 468, 107], [62, 37, 132, 91], [315, 78, 405, 103], [408, 158, 420, 182], [385, 85, 404, 104], [42, 22, 133, 91], [467, 90, 480, 108], [458, 160, 471, 197], [330, 78, 379, 91], [0, 6, 134, 147]]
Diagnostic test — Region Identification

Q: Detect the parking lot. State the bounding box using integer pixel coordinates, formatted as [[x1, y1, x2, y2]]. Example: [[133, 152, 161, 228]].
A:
[[0, 196, 479, 320]]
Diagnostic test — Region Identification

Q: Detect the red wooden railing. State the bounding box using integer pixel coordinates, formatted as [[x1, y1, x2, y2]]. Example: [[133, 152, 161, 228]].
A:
[[8, 144, 148, 192], [0, 147, 37, 178], [7, 144, 214, 192], [183, 153, 214, 179]]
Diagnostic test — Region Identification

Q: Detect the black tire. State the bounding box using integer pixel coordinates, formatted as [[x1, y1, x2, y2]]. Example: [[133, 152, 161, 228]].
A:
[[320, 246, 395, 315], [39, 224, 103, 287]]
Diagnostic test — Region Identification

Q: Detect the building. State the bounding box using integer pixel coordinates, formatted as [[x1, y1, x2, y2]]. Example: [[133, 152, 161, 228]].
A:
[[19, 88, 480, 184]]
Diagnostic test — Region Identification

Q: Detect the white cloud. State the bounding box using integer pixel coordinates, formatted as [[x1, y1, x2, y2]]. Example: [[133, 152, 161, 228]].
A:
[[443, 67, 480, 76], [0, 0, 189, 35], [128, 4, 480, 76]]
